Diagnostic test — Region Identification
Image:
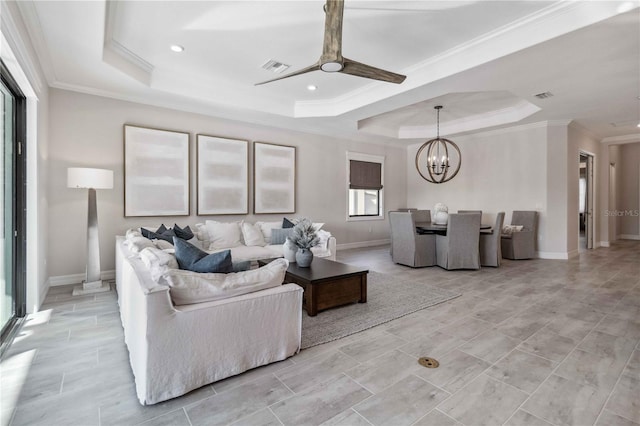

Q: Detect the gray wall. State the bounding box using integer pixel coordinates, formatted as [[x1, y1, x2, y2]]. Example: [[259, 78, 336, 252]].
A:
[[47, 89, 407, 278], [407, 123, 555, 254]]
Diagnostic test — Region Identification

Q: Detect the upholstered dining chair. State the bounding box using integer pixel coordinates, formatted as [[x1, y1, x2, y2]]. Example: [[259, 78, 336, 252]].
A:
[[480, 212, 505, 267], [501, 210, 538, 260], [436, 213, 481, 270], [458, 210, 482, 215], [412, 209, 431, 224], [389, 211, 436, 267]]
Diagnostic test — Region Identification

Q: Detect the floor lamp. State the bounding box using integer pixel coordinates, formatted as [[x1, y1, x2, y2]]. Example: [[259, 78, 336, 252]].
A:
[[67, 167, 114, 296]]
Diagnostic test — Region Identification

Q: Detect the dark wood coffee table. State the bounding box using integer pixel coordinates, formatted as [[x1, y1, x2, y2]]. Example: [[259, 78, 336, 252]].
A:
[[258, 257, 368, 316]]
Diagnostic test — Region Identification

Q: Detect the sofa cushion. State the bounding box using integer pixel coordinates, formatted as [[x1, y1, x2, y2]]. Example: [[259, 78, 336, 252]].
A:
[[174, 237, 233, 273], [240, 221, 266, 247], [255, 221, 282, 244], [206, 220, 242, 250], [271, 228, 293, 245], [282, 217, 295, 228], [163, 258, 289, 305]]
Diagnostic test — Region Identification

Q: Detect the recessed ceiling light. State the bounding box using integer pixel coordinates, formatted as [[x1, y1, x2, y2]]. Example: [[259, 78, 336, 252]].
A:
[[307, 85, 317, 91], [637, 123, 640, 128], [170, 45, 184, 53]]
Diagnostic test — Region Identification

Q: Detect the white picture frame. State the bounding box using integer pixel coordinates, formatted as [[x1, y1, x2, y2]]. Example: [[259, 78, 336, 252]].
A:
[[124, 125, 190, 217], [253, 142, 296, 214], [197, 135, 249, 215]]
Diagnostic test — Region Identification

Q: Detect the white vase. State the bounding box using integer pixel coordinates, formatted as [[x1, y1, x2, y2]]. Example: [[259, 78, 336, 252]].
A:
[[283, 238, 297, 263], [433, 211, 449, 225]]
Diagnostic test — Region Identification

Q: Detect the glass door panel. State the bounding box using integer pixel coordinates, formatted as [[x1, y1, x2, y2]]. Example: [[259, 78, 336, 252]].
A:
[[0, 80, 15, 335]]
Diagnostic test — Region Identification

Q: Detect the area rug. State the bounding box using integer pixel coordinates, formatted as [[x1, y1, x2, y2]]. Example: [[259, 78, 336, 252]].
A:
[[300, 271, 460, 349]]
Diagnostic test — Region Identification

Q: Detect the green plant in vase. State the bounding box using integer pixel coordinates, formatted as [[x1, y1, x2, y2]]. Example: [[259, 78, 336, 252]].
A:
[[290, 218, 319, 267]]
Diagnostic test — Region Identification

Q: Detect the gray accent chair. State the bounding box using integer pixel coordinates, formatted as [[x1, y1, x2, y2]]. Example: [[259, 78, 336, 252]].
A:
[[436, 213, 481, 270], [389, 211, 436, 267], [480, 212, 505, 267], [501, 211, 538, 260]]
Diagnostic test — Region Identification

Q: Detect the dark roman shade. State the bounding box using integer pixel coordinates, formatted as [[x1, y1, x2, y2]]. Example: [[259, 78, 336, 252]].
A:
[[349, 160, 383, 190]]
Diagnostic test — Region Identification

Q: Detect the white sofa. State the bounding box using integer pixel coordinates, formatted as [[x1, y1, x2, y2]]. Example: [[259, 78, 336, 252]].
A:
[[115, 236, 303, 405], [192, 220, 337, 262]]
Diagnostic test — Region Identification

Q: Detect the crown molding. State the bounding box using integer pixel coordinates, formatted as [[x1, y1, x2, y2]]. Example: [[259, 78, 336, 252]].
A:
[[395, 100, 540, 139], [102, 0, 153, 85], [1, 0, 47, 93], [601, 133, 640, 145]]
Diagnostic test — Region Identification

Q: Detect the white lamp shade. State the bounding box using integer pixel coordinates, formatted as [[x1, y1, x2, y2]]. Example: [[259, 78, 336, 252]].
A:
[[67, 168, 114, 189]]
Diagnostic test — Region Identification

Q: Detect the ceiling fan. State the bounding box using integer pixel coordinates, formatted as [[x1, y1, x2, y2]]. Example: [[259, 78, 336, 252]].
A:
[[255, 0, 406, 86]]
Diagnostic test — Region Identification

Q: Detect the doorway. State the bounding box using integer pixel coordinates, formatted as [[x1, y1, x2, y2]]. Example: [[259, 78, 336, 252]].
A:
[[579, 152, 594, 250]]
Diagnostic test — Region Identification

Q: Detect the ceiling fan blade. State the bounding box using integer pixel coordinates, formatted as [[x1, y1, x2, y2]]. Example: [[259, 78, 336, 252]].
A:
[[321, 0, 344, 60], [254, 62, 321, 86], [341, 57, 406, 84]]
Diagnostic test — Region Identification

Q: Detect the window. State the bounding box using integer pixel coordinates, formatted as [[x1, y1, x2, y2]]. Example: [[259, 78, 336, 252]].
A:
[[347, 152, 384, 220]]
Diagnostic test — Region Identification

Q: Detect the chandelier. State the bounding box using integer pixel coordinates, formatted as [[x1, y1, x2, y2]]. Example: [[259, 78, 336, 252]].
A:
[[415, 105, 461, 184]]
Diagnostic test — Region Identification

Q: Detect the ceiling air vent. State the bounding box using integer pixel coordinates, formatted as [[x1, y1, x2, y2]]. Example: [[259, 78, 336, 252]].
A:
[[534, 91, 554, 99], [261, 60, 290, 74]]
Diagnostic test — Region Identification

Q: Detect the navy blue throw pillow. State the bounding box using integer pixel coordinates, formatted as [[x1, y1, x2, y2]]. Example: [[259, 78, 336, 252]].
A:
[[282, 217, 295, 228], [141, 224, 168, 239], [173, 224, 194, 240], [147, 228, 176, 243], [173, 237, 233, 273]]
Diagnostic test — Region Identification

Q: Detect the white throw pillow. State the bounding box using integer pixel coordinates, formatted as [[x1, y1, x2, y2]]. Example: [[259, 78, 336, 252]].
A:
[[139, 247, 179, 282], [126, 229, 143, 239], [240, 221, 266, 247], [502, 225, 524, 235], [316, 229, 331, 249], [164, 258, 289, 305], [313, 223, 325, 231], [205, 220, 242, 250], [123, 236, 155, 253], [193, 223, 210, 247], [255, 221, 283, 245]]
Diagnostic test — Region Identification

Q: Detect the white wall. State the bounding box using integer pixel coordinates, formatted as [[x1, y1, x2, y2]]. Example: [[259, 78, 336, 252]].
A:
[[407, 123, 556, 253], [47, 89, 407, 279], [618, 142, 640, 238]]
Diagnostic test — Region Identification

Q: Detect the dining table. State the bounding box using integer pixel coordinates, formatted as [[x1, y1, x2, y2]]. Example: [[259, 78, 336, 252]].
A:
[[415, 221, 493, 234]]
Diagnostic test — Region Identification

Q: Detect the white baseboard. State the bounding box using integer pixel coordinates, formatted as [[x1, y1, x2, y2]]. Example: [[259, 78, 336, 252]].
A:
[[336, 239, 390, 250], [599, 241, 610, 248], [49, 270, 116, 287], [38, 278, 50, 309], [536, 251, 573, 260], [619, 234, 640, 240]]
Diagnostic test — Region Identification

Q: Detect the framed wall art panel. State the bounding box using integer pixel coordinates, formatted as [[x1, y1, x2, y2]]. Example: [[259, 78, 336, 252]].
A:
[[253, 142, 296, 214], [124, 125, 190, 217], [197, 135, 249, 215]]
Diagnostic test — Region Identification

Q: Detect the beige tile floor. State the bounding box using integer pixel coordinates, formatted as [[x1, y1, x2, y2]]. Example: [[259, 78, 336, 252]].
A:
[[1, 241, 639, 426]]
